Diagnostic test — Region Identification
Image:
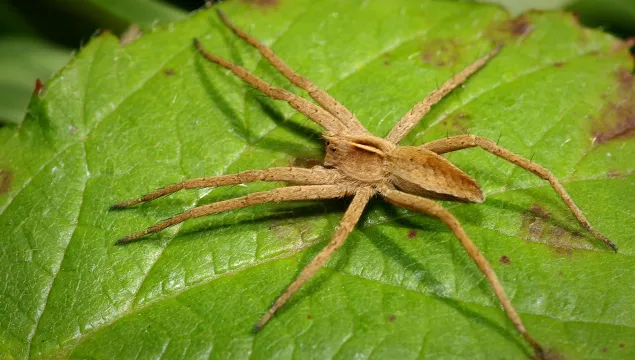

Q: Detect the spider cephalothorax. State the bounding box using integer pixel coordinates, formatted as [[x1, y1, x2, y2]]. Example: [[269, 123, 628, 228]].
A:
[[111, 9, 617, 359]]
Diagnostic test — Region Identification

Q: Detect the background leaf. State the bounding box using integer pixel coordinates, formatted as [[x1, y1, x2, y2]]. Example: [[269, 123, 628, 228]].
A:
[[477, 0, 635, 37], [0, 37, 70, 124], [1, 1, 634, 359], [80, 0, 186, 30]]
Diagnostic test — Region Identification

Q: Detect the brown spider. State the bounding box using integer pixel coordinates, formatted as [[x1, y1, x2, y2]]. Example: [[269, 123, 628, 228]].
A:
[[111, 10, 617, 358]]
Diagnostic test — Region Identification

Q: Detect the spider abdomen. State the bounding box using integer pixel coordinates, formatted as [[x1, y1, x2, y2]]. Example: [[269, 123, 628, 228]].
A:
[[387, 146, 484, 203]]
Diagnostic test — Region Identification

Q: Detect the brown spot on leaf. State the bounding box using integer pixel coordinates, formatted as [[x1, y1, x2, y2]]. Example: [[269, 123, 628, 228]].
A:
[[591, 68, 635, 144], [387, 314, 396, 322], [269, 219, 313, 244], [0, 169, 13, 194], [531, 204, 550, 218], [407, 229, 417, 239], [421, 38, 460, 68], [242, 0, 279, 7], [619, 343, 626, 348], [382, 52, 392, 66], [554, 62, 564, 68], [306, 314, 312, 320], [518, 203, 595, 252], [499, 255, 510, 265], [34, 78, 44, 95], [616, 68, 633, 89], [602, 347, 608, 352], [163, 68, 175, 76], [486, 14, 534, 45], [442, 112, 471, 136], [503, 15, 533, 37]]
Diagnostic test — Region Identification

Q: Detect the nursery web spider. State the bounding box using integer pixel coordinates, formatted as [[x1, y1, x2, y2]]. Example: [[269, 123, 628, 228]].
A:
[[112, 10, 617, 358]]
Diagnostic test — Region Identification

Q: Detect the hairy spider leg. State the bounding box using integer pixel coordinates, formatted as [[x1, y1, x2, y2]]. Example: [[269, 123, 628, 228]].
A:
[[386, 47, 500, 144]]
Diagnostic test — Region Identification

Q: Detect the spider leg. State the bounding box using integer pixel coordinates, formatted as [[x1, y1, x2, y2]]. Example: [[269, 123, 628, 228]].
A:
[[385, 47, 499, 144], [194, 39, 347, 134], [216, 10, 368, 135], [381, 187, 545, 358], [110, 167, 340, 209], [116, 184, 354, 244], [422, 135, 617, 251], [254, 188, 373, 331]]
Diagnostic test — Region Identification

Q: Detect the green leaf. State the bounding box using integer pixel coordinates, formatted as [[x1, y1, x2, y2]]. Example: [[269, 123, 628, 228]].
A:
[[1, 1, 634, 359]]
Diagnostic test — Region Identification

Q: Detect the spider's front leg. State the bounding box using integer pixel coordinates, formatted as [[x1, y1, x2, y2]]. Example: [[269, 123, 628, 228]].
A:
[[381, 187, 545, 358], [421, 135, 617, 251], [385, 47, 500, 144]]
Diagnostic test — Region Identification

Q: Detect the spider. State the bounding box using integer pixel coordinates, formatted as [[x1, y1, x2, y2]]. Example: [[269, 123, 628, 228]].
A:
[[111, 10, 617, 358]]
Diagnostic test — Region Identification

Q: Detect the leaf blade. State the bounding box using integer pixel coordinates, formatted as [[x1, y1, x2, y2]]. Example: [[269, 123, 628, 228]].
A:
[[1, 1, 634, 359]]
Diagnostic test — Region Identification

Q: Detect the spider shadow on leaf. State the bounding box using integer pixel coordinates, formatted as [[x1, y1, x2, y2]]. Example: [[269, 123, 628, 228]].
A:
[[364, 200, 531, 355], [175, 199, 349, 242], [485, 194, 605, 251], [194, 24, 324, 155]]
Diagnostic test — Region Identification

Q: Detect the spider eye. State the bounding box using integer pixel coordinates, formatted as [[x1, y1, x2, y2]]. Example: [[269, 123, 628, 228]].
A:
[[326, 141, 330, 145]]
